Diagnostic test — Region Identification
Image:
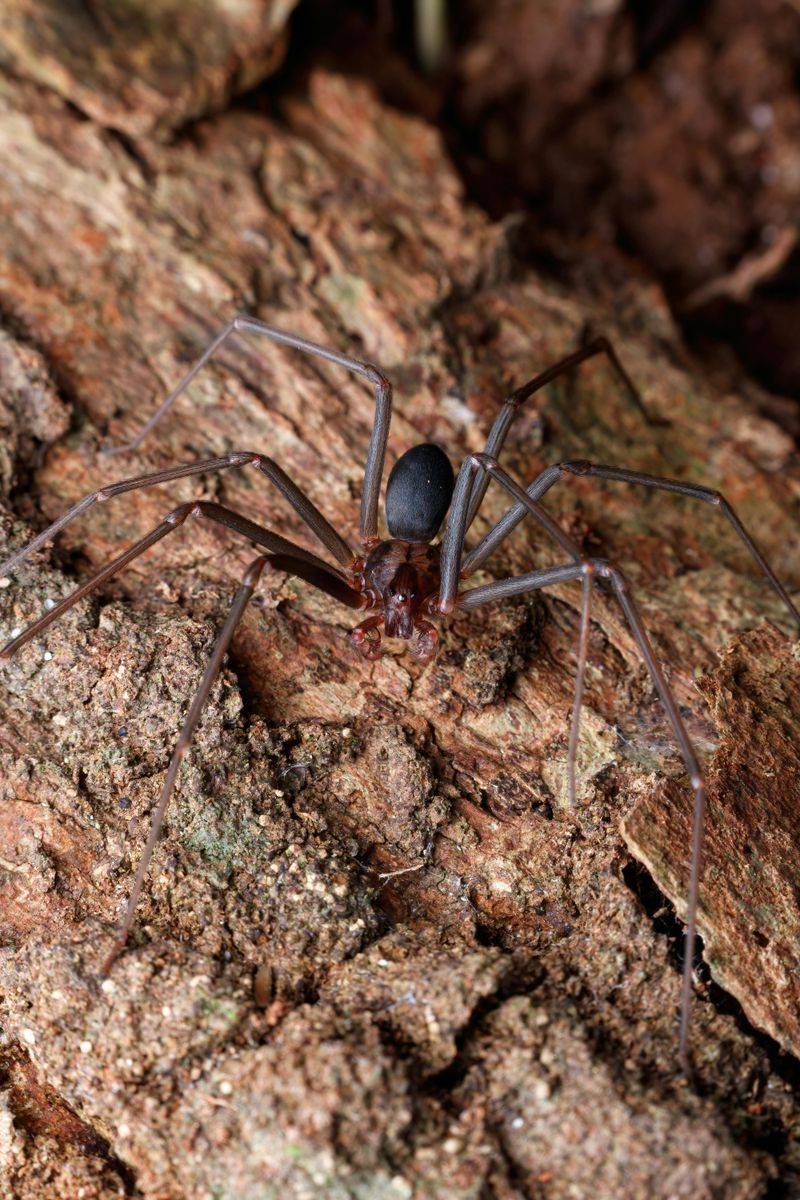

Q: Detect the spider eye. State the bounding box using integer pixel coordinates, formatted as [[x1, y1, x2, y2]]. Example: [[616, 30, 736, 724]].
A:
[[386, 444, 454, 542]]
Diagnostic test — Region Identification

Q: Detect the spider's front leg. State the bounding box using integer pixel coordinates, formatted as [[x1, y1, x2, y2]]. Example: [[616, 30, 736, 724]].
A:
[[464, 458, 800, 631]]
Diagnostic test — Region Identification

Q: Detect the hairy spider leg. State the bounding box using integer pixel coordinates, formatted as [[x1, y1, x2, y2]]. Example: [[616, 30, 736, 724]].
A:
[[0, 452, 357, 586], [0, 504, 365, 967], [443, 453, 706, 1073], [464, 460, 800, 630], [101, 314, 393, 541], [464, 335, 650, 531]]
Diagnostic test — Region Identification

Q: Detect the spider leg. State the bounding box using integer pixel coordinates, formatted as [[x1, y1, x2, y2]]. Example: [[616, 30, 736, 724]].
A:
[[459, 560, 595, 809], [0, 501, 365, 659], [1, 502, 365, 969], [442, 455, 591, 804], [101, 314, 393, 541], [449, 458, 706, 1070], [463, 459, 800, 630], [0, 451, 357, 584], [439, 453, 583, 614], [100, 553, 269, 975], [465, 334, 648, 529], [459, 555, 704, 1072], [599, 561, 705, 1073], [568, 565, 593, 809]]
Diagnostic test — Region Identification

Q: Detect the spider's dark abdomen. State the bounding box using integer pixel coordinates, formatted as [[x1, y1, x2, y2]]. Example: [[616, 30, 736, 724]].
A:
[[385, 443, 454, 542]]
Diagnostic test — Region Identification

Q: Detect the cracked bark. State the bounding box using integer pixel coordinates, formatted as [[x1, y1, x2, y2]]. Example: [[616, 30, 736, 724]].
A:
[[0, 21, 799, 1200]]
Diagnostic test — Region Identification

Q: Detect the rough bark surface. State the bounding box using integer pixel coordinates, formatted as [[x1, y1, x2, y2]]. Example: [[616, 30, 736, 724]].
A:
[[453, 0, 800, 398], [0, 0, 298, 138], [0, 23, 799, 1200]]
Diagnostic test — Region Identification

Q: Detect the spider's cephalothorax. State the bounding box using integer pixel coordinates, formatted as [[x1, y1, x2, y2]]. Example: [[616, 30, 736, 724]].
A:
[[3, 312, 797, 1068], [350, 443, 453, 662]]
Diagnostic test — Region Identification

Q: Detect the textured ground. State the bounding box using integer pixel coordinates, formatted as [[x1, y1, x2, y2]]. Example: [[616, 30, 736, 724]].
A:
[[0, 6, 799, 1198]]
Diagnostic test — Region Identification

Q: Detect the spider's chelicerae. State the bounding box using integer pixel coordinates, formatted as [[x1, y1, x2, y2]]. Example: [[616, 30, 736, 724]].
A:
[[1, 316, 797, 1071]]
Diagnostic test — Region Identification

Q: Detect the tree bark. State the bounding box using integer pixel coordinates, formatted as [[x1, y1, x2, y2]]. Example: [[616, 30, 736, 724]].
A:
[[0, 17, 799, 1199]]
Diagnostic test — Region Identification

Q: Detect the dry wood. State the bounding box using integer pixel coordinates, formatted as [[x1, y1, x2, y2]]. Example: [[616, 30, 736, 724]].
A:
[[0, 22, 799, 1198]]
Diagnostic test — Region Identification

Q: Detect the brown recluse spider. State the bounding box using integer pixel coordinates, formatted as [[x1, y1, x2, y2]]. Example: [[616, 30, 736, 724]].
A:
[[1, 314, 797, 1074]]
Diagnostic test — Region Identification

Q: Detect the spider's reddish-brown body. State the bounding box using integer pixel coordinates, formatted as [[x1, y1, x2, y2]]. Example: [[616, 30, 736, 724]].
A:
[[350, 538, 442, 661]]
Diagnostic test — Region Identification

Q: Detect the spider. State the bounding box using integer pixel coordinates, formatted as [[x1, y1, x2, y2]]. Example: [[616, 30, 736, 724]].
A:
[[1, 315, 797, 1072]]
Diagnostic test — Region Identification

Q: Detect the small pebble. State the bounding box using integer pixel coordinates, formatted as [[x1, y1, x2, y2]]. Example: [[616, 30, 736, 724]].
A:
[[511, 1116, 525, 1129], [0, 577, 10, 588], [21, 1028, 36, 1046], [101, 979, 115, 994], [43, 651, 52, 661], [750, 102, 774, 130], [79, 1040, 93, 1054], [219, 1080, 233, 1096], [44, 598, 56, 611]]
